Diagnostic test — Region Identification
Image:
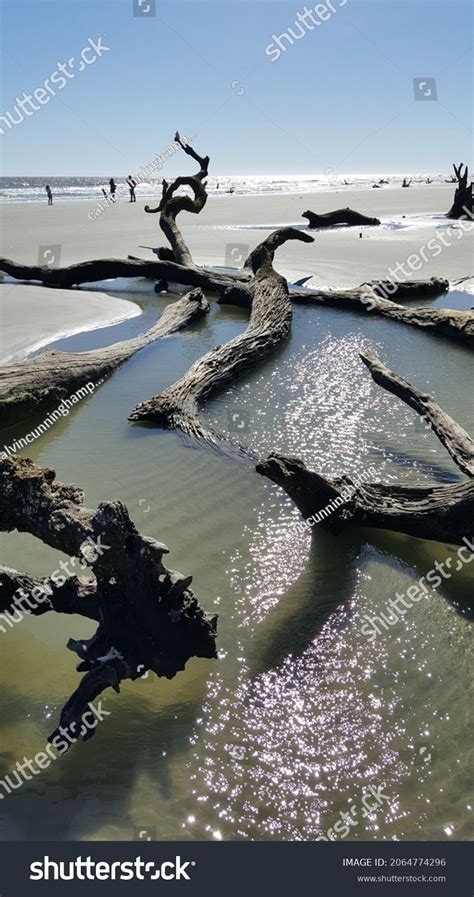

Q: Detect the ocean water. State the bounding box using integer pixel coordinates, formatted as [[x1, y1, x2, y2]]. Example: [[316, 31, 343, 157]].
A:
[[0, 173, 452, 204], [0, 282, 473, 842]]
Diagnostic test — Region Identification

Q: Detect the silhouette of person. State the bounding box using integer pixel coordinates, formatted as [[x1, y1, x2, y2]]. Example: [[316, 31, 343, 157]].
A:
[[45, 185, 53, 205], [127, 175, 137, 202], [109, 178, 117, 201]]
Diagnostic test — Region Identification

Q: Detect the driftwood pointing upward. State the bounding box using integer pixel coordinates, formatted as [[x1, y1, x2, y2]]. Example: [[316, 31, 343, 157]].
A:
[[447, 163, 473, 219], [257, 349, 474, 546], [302, 207, 380, 229], [0, 289, 210, 428], [144, 133, 210, 266], [360, 349, 474, 477], [0, 455, 217, 745]]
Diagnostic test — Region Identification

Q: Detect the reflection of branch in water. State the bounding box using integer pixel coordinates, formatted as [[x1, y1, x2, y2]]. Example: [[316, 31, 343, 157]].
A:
[[369, 445, 461, 485], [359, 530, 474, 622], [248, 530, 362, 678]]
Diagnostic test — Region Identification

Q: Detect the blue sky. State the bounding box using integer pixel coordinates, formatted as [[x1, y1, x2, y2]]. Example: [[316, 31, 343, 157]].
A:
[[0, 0, 472, 175]]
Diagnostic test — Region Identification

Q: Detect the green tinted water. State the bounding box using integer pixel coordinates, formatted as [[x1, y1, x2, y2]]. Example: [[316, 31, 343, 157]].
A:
[[1, 288, 473, 841]]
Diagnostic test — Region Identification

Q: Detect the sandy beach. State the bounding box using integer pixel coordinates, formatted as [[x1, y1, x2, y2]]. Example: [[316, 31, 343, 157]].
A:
[[0, 184, 472, 363], [0, 283, 141, 363]]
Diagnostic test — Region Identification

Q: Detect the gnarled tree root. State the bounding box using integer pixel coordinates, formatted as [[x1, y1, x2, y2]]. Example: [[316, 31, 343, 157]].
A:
[[0, 455, 217, 744], [256, 453, 473, 545]]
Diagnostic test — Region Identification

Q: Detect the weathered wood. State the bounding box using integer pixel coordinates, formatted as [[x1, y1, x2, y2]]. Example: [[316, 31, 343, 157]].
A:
[[144, 134, 210, 266], [290, 283, 473, 343], [360, 349, 474, 477], [0, 455, 217, 744], [256, 352, 474, 546], [369, 277, 449, 301], [129, 229, 314, 447], [302, 207, 380, 228], [0, 289, 209, 427], [447, 163, 473, 219], [0, 254, 243, 294], [256, 452, 473, 546]]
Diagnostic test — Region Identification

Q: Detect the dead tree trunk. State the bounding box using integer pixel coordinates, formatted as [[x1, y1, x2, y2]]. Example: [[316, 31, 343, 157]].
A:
[[256, 349, 473, 546], [256, 453, 473, 546], [290, 284, 473, 343], [0, 455, 217, 744], [0, 290, 209, 428], [302, 207, 380, 228], [128, 228, 314, 448], [143, 132, 210, 265], [360, 349, 474, 477], [447, 163, 473, 219]]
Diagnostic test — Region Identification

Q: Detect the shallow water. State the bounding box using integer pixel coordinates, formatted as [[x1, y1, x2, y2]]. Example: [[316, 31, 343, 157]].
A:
[[0, 287, 473, 842]]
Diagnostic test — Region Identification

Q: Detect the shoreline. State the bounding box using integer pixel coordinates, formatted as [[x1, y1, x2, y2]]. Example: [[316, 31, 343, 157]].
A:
[[0, 184, 471, 361], [0, 284, 141, 363], [0, 181, 455, 208]]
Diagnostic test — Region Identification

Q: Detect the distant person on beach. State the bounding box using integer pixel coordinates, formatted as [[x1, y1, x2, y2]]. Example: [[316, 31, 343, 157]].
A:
[[45, 185, 53, 205], [127, 175, 137, 203], [109, 178, 117, 201]]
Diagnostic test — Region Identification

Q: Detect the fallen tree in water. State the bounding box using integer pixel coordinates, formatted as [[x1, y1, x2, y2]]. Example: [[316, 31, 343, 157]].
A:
[[129, 228, 314, 449], [0, 289, 209, 427], [256, 349, 473, 546], [301, 207, 381, 228], [0, 455, 217, 745], [290, 282, 473, 343]]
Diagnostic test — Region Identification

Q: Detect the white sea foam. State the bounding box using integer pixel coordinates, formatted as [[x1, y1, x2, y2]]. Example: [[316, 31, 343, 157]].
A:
[[0, 173, 454, 204]]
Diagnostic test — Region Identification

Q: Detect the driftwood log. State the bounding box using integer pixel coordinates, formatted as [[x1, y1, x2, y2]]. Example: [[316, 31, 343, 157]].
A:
[[0, 455, 217, 744], [129, 228, 314, 448], [290, 284, 473, 343], [360, 348, 474, 478], [257, 349, 473, 546], [0, 289, 209, 427], [302, 207, 380, 228], [447, 163, 473, 219]]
